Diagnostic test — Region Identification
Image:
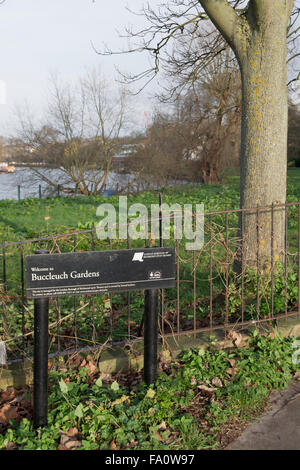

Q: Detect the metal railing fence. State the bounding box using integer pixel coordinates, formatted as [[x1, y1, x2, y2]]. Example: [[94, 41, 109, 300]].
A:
[[1, 200, 300, 364]]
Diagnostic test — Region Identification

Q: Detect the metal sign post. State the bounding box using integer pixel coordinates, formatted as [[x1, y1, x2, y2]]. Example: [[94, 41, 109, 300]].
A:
[[26, 247, 175, 427], [144, 289, 159, 385], [33, 250, 49, 428]]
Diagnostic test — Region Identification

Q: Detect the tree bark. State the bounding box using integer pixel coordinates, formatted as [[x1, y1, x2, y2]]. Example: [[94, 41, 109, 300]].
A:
[[199, 0, 293, 266], [239, 3, 289, 266], [201, 164, 220, 184]]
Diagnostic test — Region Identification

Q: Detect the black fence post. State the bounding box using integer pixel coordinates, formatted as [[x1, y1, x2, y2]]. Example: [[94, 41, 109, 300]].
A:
[[33, 249, 49, 428], [144, 288, 159, 385]]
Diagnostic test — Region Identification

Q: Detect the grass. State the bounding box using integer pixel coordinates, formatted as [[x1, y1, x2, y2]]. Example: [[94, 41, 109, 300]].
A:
[[1, 172, 300, 449], [1, 169, 300, 361], [0, 331, 299, 450], [0, 168, 299, 241], [0, 185, 234, 242]]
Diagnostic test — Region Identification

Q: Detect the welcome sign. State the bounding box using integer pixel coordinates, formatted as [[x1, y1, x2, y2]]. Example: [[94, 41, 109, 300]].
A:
[[25, 247, 175, 299]]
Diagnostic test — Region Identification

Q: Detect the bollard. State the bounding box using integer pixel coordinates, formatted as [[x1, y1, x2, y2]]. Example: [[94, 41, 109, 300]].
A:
[[17, 185, 21, 201], [144, 288, 159, 385], [33, 249, 49, 428], [39, 184, 42, 199]]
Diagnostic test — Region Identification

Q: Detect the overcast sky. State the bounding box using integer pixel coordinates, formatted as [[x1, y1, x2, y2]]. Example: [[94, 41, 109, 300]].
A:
[[0, 0, 160, 137], [1, 1, 299, 138]]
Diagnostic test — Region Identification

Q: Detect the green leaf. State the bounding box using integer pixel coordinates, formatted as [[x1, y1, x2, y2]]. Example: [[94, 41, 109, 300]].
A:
[[59, 379, 68, 394], [75, 403, 84, 419], [111, 381, 119, 392], [95, 377, 103, 388]]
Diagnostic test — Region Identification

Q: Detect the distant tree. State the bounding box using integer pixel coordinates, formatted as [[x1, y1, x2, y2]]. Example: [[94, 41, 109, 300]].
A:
[[126, 111, 189, 190], [186, 50, 241, 184], [103, 0, 300, 264], [14, 69, 131, 195], [0, 136, 6, 163], [128, 50, 241, 186], [288, 100, 300, 166]]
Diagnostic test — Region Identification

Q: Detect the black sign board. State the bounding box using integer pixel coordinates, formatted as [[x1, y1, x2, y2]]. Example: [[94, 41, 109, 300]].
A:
[[27, 246, 175, 428], [25, 247, 175, 299]]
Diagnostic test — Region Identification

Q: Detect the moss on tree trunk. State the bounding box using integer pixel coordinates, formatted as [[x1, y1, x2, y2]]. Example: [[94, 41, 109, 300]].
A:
[[199, 0, 293, 265]]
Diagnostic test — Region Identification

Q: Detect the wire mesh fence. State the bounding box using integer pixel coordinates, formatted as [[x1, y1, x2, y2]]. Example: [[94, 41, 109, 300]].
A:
[[1, 200, 300, 364]]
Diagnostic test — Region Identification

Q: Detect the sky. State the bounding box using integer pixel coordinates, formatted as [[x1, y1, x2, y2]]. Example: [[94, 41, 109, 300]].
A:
[[0, 1, 299, 139], [0, 0, 160, 137]]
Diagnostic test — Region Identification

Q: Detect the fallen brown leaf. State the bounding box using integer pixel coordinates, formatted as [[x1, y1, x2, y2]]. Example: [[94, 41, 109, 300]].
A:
[[66, 427, 79, 438], [166, 432, 179, 445], [129, 439, 138, 448], [157, 421, 167, 432], [226, 367, 238, 377], [227, 358, 236, 368], [227, 330, 243, 348], [190, 376, 197, 386], [87, 360, 97, 375], [293, 371, 300, 381], [100, 372, 112, 382], [0, 387, 16, 404], [110, 439, 118, 450], [67, 353, 83, 367], [0, 403, 19, 425], [5, 441, 18, 450], [197, 384, 217, 393], [212, 377, 223, 387], [59, 428, 82, 451]]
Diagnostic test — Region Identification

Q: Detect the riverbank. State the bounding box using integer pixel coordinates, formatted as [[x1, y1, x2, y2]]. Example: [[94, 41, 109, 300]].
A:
[[0, 165, 195, 201], [0, 181, 234, 242], [0, 169, 299, 242]]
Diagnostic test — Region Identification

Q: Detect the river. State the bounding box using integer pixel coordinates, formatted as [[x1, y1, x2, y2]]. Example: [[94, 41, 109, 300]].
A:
[[0, 167, 135, 200]]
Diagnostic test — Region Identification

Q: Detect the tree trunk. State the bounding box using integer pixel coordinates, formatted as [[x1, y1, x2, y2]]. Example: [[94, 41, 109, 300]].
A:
[[239, 6, 289, 267], [199, 0, 293, 267], [201, 164, 220, 184]]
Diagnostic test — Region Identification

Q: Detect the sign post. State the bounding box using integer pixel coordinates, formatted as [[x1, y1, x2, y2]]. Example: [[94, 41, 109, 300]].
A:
[[26, 247, 175, 427], [33, 250, 49, 428], [144, 288, 159, 385]]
